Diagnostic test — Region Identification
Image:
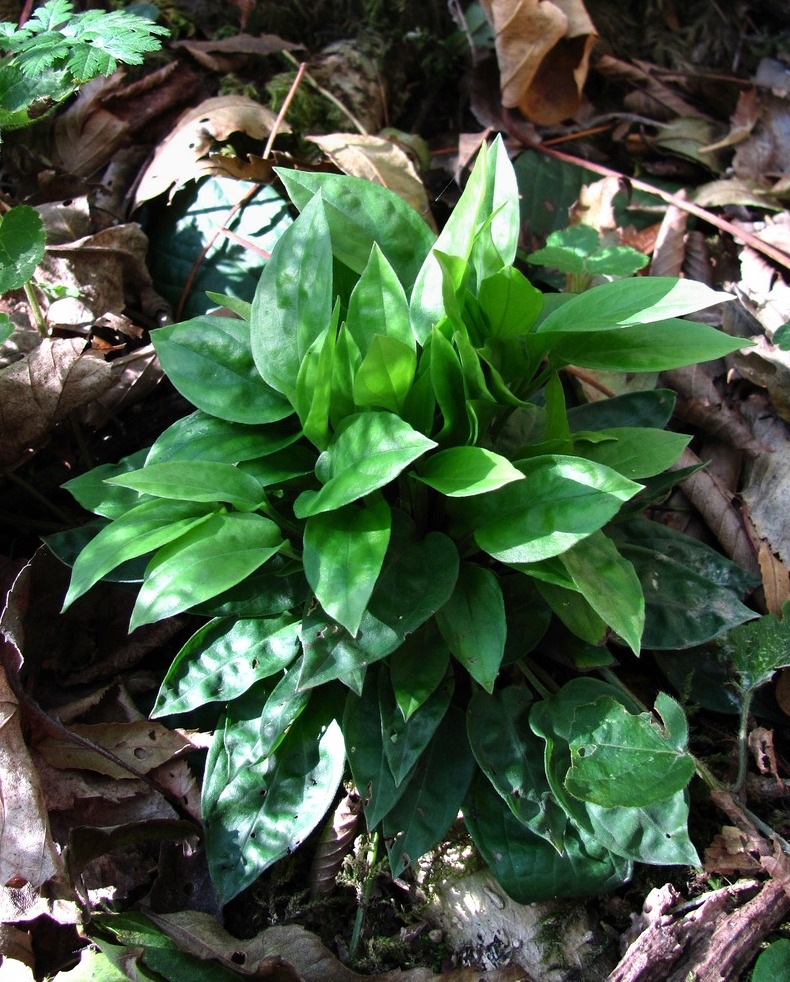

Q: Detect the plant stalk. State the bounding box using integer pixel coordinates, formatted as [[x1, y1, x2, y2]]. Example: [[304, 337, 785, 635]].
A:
[[23, 281, 48, 337], [349, 830, 379, 961]]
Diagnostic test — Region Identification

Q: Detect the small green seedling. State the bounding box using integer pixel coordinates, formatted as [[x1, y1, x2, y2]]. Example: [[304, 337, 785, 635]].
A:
[[527, 224, 649, 292]]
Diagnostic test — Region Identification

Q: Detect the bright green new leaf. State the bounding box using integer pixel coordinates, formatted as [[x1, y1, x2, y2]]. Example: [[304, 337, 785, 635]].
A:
[[250, 193, 334, 403], [473, 455, 641, 564], [293, 412, 436, 518], [130, 512, 283, 630], [0, 204, 46, 292], [574, 427, 690, 479], [435, 562, 506, 692], [63, 498, 216, 609], [559, 531, 644, 654], [205, 694, 345, 902], [536, 277, 732, 334], [380, 664, 453, 787], [416, 446, 524, 497], [152, 615, 300, 717], [526, 225, 648, 279], [353, 334, 416, 414], [478, 266, 544, 340], [277, 169, 435, 288], [383, 707, 475, 878], [63, 448, 149, 518], [303, 495, 391, 636], [106, 461, 265, 511], [564, 694, 695, 808], [429, 325, 470, 445], [153, 316, 292, 424], [345, 243, 414, 355], [294, 307, 338, 449]]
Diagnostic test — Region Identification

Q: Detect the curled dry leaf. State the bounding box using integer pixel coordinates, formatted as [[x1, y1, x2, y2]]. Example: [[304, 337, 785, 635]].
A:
[[480, 0, 597, 124], [307, 133, 436, 230], [0, 339, 113, 466], [133, 96, 288, 206]]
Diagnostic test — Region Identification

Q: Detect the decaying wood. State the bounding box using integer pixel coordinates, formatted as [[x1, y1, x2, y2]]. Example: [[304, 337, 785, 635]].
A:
[[607, 877, 790, 982]]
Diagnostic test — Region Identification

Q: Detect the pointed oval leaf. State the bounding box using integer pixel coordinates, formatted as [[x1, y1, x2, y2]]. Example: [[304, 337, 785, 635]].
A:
[[346, 243, 414, 355], [106, 461, 265, 511], [352, 335, 416, 415], [146, 411, 301, 465], [153, 316, 292, 424], [130, 512, 283, 630], [416, 446, 524, 497]]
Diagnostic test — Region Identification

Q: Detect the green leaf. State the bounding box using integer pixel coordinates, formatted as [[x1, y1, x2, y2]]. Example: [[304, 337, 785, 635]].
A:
[[106, 461, 265, 511], [467, 687, 568, 850], [465, 772, 631, 904], [345, 243, 414, 355], [547, 319, 747, 372], [428, 324, 470, 445], [0, 204, 45, 291], [526, 225, 648, 279], [130, 512, 284, 630], [63, 448, 149, 518], [63, 499, 216, 609], [153, 316, 292, 424], [293, 412, 436, 518], [294, 312, 337, 450], [205, 692, 345, 902], [146, 412, 301, 465], [435, 562, 506, 692], [564, 695, 695, 807], [250, 193, 334, 404], [410, 136, 518, 342], [715, 604, 790, 696], [353, 335, 416, 414], [752, 940, 790, 982], [536, 581, 607, 645], [472, 455, 641, 564], [610, 518, 758, 648], [383, 707, 475, 878], [416, 446, 524, 497], [536, 277, 732, 334], [567, 389, 676, 432], [303, 495, 391, 636], [390, 621, 451, 721], [478, 266, 544, 340], [559, 531, 644, 654], [152, 615, 300, 716], [380, 664, 453, 787], [574, 426, 689, 480], [344, 669, 411, 828], [0, 313, 12, 343], [194, 557, 309, 618], [237, 444, 317, 487], [276, 168, 435, 289]]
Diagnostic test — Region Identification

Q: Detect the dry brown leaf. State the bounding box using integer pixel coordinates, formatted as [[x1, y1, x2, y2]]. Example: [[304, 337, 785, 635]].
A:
[[307, 133, 436, 230], [0, 339, 113, 466], [80, 344, 164, 428], [596, 55, 704, 121], [172, 33, 300, 73], [568, 175, 625, 235], [133, 96, 286, 206], [649, 194, 687, 278], [758, 543, 790, 617], [747, 726, 785, 788], [480, 0, 596, 124]]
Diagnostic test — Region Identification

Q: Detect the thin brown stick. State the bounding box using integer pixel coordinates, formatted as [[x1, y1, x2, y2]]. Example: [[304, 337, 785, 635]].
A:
[[263, 61, 306, 160], [522, 140, 790, 272]]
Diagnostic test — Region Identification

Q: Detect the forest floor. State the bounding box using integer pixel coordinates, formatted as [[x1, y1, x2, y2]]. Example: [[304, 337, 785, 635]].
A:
[[2, 1, 790, 979]]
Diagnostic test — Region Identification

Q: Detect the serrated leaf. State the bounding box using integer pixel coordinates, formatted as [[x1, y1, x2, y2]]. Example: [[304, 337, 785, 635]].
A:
[[0, 205, 46, 292], [715, 603, 790, 695], [293, 412, 435, 518]]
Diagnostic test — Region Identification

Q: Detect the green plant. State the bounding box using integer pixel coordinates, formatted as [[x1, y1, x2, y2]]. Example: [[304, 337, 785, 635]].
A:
[[57, 138, 758, 905], [0, 0, 168, 132]]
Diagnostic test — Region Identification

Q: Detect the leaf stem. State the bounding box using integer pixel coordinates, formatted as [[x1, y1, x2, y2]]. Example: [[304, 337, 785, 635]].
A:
[[349, 829, 379, 961], [517, 657, 557, 699], [23, 280, 48, 337], [732, 691, 753, 794]]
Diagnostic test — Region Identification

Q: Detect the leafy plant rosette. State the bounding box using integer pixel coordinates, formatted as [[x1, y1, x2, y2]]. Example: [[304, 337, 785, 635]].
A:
[[58, 138, 758, 904]]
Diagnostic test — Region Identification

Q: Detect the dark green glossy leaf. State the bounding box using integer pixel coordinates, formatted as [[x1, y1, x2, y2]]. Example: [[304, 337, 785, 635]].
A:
[[752, 939, 790, 982], [153, 316, 292, 424], [237, 444, 316, 487], [277, 169, 434, 289], [106, 461, 265, 511], [383, 707, 475, 878], [146, 411, 301, 465], [714, 604, 790, 695], [380, 664, 453, 787], [390, 622, 451, 721], [152, 614, 300, 716], [293, 412, 436, 518], [465, 772, 631, 903], [194, 558, 309, 617], [250, 193, 334, 404], [472, 455, 640, 564], [536, 580, 608, 645], [303, 495, 391, 636], [64, 499, 216, 609], [500, 574, 552, 663], [567, 389, 676, 432], [416, 446, 523, 497], [468, 687, 567, 850], [435, 562, 506, 692], [131, 512, 284, 630], [204, 691, 344, 902]]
